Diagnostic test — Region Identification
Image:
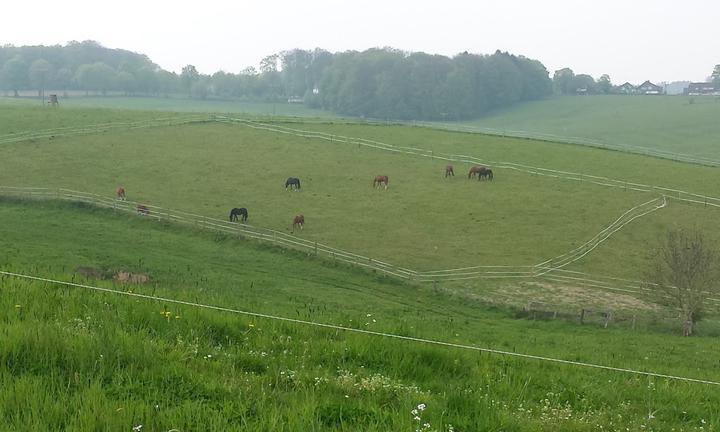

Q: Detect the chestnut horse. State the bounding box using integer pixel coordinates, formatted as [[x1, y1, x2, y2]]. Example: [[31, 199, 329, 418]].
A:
[[116, 186, 126, 200], [373, 175, 389, 189], [229, 207, 248, 223], [445, 165, 455, 177], [292, 214, 305, 232], [468, 165, 491, 179], [136, 204, 150, 215]]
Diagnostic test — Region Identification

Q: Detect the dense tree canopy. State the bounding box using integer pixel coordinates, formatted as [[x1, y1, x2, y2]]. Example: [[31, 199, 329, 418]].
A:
[[711, 64, 720, 84], [0, 42, 554, 120]]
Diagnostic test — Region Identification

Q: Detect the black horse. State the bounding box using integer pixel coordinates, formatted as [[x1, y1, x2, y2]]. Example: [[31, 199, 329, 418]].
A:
[[478, 169, 494, 181], [285, 177, 301, 190], [229, 207, 248, 222]]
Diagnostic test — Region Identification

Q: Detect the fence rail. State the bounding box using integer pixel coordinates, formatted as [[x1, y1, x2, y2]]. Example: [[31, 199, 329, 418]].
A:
[[0, 114, 212, 145], [217, 117, 720, 211]]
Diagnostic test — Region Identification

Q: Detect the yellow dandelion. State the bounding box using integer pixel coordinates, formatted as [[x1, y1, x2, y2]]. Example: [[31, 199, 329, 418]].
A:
[[248, 323, 255, 328], [14, 304, 21, 308], [175, 315, 180, 319]]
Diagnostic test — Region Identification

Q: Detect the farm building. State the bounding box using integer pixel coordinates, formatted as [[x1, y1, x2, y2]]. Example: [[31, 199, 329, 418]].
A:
[[617, 82, 636, 94], [685, 82, 720, 96], [636, 80, 664, 95]]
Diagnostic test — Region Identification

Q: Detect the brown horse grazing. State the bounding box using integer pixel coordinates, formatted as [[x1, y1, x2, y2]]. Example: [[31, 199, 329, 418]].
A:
[[445, 165, 455, 177], [468, 165, 488, 179], [292, 214, 305, 232], [136, 204, 150, 215], [116, 186, 126, 200], [373, 175, 389, 189]]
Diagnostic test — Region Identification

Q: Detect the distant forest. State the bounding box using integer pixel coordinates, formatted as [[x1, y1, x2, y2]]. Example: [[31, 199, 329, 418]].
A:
[[0, 41, 554, 120]]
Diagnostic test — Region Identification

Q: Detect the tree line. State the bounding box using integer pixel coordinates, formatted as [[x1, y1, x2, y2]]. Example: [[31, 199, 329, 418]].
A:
[[1, 41, 553, 120]]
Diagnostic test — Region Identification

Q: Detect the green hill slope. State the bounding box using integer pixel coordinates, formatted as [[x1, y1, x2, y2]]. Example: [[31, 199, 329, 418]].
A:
[[453, 95, 720, 163], [1, 200, 719, 431]]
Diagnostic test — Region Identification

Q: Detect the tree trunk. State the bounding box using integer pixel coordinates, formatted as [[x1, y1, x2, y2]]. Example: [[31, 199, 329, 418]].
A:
[[682, 316, 693, 336], [13, 89, 18, 97]]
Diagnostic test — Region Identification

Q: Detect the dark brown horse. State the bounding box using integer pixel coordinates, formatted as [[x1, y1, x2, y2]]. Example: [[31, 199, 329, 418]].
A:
[[136, 204, 150, 215], [445, 165, 455, 177], [285, 177, 301, 190], [373, 175, 389, 189], [116, 186, 126, 200], [478, 169, 494, 181], [292, 214, 305, 232], [229, 207, 248, 223]]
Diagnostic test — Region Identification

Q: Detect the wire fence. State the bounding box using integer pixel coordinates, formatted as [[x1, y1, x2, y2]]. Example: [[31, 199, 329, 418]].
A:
[[4, 269, 719, 387], [0, 186, 670, 284], [0, 114, 212, 145], [407, 121, 720, 167], [216, 117, 720, 210]]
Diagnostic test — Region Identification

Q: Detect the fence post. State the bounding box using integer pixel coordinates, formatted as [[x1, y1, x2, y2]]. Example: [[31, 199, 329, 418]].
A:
[[314, 242, 318, 255], [579, 308, 585, 324], [603, 310, 613, 328], [631, 315, 636, 330]]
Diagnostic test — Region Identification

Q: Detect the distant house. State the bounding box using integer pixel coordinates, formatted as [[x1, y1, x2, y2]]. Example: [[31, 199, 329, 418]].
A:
[[637, 80, 664, 95], [575, 87, 588, 95], [686, 82, 720, 96], [617, 82, 636, 94]]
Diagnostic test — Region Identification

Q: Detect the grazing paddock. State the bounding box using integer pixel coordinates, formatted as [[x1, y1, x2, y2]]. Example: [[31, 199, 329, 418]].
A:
[[0, 120, 659, 272]]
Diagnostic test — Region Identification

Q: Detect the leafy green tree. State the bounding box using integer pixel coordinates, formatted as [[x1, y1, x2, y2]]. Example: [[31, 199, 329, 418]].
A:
[[29, 59, 52, 99], [134, 67, 158, 95], [552, 67, 575, 95], [75, 62, 116, 95], [180, 65, 199, 96], [116, 71, 136, 95], [259, 54, 278, 74], [1, 56, 28, 97], [156, 70, 179, 96], [711, 64, 720, 84], [597, 74, 612, 94], [190, 81, 209, 99], [53, 68, 74, 93], [572, 74, 596, 94], [645, 229, 720, 336]]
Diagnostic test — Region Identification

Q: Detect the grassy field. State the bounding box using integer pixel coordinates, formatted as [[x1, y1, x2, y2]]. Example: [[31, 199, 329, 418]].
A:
[[1, 199, 719, 431], [8, 94, 720, 165], [453, 95, 720, 162], [3, 104, 720, 284], [1, 95, 335, 117], [0, 118, 660, 272], [0, 98, 190, 136]]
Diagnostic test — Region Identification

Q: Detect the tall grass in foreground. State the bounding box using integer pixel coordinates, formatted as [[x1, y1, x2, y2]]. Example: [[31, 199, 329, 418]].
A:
[[1, 277, 718, 431]]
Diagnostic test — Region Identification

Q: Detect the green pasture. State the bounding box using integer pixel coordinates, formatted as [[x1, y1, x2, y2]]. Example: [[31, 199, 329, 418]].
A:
[[1, 95, 334, 118], [1, 200, 719, 430], [0, 120, 655, 272], [453, 95, 720, 161]]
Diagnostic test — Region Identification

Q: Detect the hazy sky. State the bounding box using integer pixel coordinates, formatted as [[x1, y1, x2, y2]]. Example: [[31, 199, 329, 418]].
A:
[[2, 0, 718, 83]]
